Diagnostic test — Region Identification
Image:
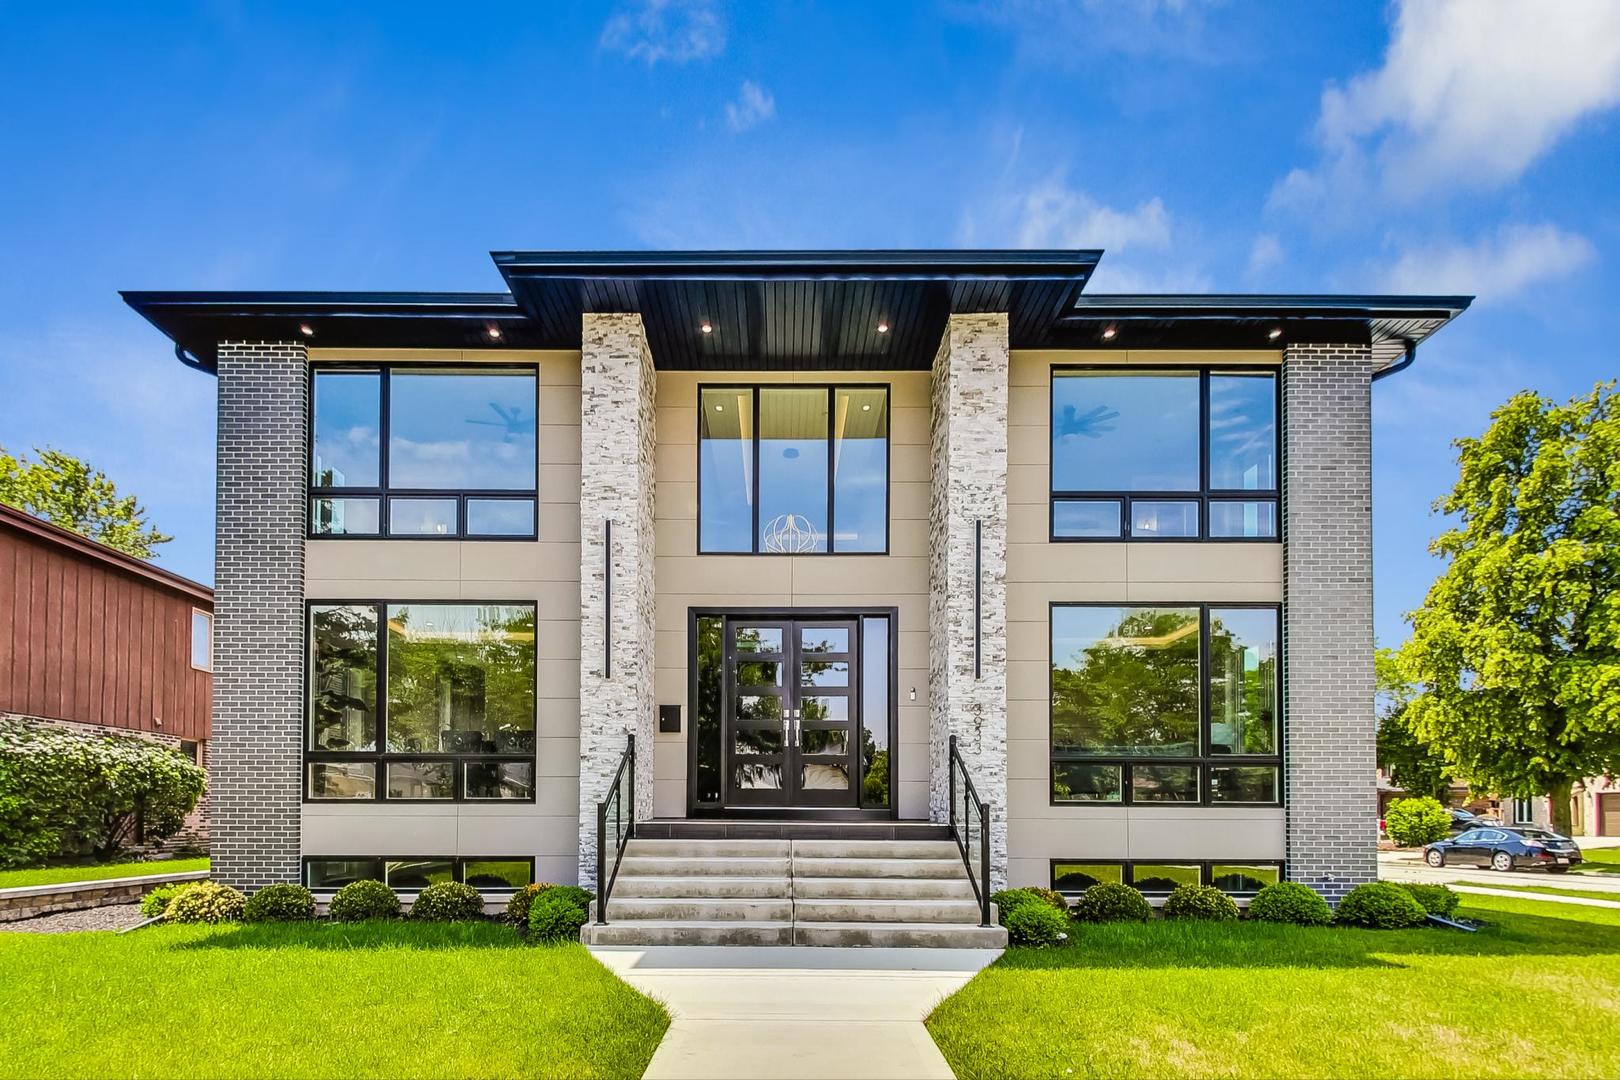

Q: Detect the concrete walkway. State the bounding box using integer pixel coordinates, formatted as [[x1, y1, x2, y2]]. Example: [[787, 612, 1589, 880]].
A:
[[591, 946, 1001, 1079], [1447, 884, 1620, 909]]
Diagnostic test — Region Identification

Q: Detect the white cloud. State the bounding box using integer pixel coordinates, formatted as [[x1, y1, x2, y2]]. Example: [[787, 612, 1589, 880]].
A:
[[724, 81, 775, 133], [1380, 223, 1597, 302], [1277, 0, 1620, 209], [601, 0, 725, 65], [955, 0, 1223, 62], [1246, 234, 1283, 279]]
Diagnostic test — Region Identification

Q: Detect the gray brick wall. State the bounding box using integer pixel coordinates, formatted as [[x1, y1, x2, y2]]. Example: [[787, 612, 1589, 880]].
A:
[[212, 342, 307, 890], [1282, 343, 1377, 902]]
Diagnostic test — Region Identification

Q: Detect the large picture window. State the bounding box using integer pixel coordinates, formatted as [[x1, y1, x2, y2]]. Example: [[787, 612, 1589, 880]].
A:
[[698, 385, 889, 554], [307, 601, 537, 802], [310, 366, 537, 539], [1050, 368, 1278, 540], [1050, 603, 1280, 806]]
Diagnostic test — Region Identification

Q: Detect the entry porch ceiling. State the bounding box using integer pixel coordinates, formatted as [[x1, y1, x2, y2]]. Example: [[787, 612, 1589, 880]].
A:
[[491, 249, 1103, 370]]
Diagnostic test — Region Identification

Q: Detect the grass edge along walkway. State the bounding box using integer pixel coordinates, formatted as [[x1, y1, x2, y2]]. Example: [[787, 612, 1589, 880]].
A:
[[0, 856, 210, 890], [926, 893, 1620, 1080]]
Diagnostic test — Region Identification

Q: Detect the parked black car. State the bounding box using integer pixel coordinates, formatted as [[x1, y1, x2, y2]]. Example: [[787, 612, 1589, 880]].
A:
[[1424, 826, 1583, 872]]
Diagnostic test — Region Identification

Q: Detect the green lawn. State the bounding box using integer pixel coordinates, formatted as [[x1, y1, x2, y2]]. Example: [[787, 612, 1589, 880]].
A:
[[927, 894, 1620, 1079], [0, 921, 668, 1079], [1572, 847, 1620, 875], [1451, 880, 1620, 903], [0, 856, 210, 889]]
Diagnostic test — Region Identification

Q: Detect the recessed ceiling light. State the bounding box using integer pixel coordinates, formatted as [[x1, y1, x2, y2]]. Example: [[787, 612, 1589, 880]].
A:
[[700, 322, 713, 334], [862, 403, 872, 411], [298, 323, 314, 337], [1268, 326, 1283, 341], [1101, 325, 1117, 340], [486, 324, 503, 340], [714, 403, 724, 411], [876, 321, 890, 334]]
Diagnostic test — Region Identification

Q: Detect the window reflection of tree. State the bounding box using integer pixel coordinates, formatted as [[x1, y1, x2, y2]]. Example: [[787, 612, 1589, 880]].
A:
[[1051, 609, 1200, 756], [311, 606, 377, 751], [385, 605, 535, 754]]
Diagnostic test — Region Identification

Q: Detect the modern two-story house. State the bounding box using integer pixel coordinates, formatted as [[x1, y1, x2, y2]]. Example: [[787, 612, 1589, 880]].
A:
[[124, 250, 1468, 944]]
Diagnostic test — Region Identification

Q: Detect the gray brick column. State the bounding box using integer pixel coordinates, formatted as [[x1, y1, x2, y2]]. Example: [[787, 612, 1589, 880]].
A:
[[578, 313, 657, 886], [213, 342, 307, 890], [1282, 343, 1377, 902], [928, 313, 1009, 891]]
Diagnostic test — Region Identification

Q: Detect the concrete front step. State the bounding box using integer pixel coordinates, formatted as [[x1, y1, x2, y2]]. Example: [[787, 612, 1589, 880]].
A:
[[794, 897, 988, 924], [616, 855, 790, 877], [791, 875, 975, 900], [613, 875, 791, 899], [605, 897, 794, 921], [624, 839, 790, 858], [793, 857, 966, 879], [790, 839, 962, 860], [792, 921, 1008, 948], [583, 920, 796, 946]]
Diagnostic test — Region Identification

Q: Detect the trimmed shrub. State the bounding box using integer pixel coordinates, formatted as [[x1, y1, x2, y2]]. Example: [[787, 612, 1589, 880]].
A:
[[992, 887, 1069, 923], [243, 883, 316, 923], [505, 883, 550, 926], [1336, 881, 1428, 929], [1072, 882, 1152, 923], [1162, 883, 1239, 922], [1398, 882, 1460, 917], [1246, 882, 1333, 927], [1384, 796, 1451, 848], [1004, 902, 1070, 947], [165, 881, 244, 924], [411, 881, 485, 922], [139, 882, 192, 919], [529, 888, 589, 943], [328, 879, 400, 922], [0, 718, 207, 867]]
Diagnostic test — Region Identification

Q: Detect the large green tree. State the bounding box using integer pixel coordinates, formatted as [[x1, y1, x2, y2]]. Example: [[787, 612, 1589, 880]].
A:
[[1398, 383, 1620, 834], [0, 446, 171, 559], [1375, 648, 1452, 802]]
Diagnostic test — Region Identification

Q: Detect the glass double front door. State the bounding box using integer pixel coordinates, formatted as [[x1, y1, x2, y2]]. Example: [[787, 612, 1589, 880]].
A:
[[726, 618, 861, 807]]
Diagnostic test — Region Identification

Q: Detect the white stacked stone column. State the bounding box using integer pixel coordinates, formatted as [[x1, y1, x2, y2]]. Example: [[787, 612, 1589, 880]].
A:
[[927, 313, 1010, 891], [578, 313, 657, 886], [1282, 343, 1378, 902]]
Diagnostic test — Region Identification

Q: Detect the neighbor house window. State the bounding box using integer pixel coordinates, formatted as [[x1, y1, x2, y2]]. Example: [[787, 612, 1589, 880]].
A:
[[310, 366, 537, 539], [303, 856, 534, 891], [698, 385, 889, 554], [190, 610, 212, 671], [306, 602, 536, 802], [1050, 604, 1281, 806], [1051, 861, 1282, 896], [1050, 368, 1278, 540]]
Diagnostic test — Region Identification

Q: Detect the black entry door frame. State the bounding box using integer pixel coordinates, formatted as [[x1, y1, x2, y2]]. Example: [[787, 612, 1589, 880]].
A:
[[686, 605, 900, 820]]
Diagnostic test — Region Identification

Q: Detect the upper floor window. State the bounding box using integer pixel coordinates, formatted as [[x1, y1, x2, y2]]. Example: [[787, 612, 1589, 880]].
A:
[[190, 609, 212, 671], [310, 366, 537, 539], [1050, 368, 1278, 541], [698, 385, 889, 554]]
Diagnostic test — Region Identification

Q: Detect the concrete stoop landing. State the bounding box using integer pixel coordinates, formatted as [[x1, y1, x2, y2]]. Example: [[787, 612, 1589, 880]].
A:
[[581, 838, 1008, 947]]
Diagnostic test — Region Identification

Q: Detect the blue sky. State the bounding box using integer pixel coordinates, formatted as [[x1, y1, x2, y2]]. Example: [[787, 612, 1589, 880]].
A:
[[2, 1, 1617, 647]]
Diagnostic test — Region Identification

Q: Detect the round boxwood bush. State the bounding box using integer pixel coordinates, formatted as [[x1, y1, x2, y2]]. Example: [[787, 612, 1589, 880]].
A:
[[505, 883, 549, 926], [1398, 882, 1460, 917], [410, 880, 485, 922], [328, 879, 401, 922], [991, 886, 1069, 923], [140, 882, 192, 919], [1072, 882, 1152, 923], [529, 888, 590, 943], [1004, 901, 1070, 947], [1246, 882, 1333, 926], [1384, 796, 1451, 848], [243, 883, 316, 923], [1336, 881, 1428, 929], [1162, 883, 1239, 922], [165, 881, 244, 924]]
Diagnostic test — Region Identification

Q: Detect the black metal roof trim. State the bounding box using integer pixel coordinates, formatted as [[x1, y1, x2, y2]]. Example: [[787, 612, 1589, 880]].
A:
[[1070, 293, 1473, 317], [493, 249, 1103, 282], [121, 291, 523, 315]]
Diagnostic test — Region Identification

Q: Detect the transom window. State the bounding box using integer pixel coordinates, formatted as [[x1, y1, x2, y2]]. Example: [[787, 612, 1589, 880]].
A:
[[1050, 368, 1278, 541], [699, 385, 889, 554], [1050, 861, 1282, 896], [1050, 603, 1281, 806], [309, 366, 537, 539], [306, 602, 536, 802]]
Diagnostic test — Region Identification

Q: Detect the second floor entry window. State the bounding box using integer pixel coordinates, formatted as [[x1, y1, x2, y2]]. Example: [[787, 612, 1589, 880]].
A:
[[1050, 368, 1278, 540], [699, 385, 889, 554], [310, 366, 538, 539]]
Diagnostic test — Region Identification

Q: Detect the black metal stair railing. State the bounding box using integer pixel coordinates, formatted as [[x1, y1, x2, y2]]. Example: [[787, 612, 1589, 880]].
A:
[[594, 733, 636, 926], [948, 734, 993, 927]]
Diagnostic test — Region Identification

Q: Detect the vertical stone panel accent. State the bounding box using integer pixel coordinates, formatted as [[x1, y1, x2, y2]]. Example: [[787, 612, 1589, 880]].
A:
[[578, 314, 657, 886], [212, 342, 307, 890], [928, 313, 1010, 891], [1283, 343, 1377, 902]]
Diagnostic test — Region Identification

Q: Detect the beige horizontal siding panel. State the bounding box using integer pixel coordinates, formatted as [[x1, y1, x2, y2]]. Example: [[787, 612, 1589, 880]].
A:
[[891, 481, 930, 521], [538, 504, 581, 544], [658, 556, 796, 595], [789, 556, 928, 595], [1126, 543, 1282, 583], [889, 405, 930, 446], [306, 578, 463, 601], [656, 407, 696, 444], [1125, 580, 1284, 603], [539, 463, 581, 503], [658, 480, 697, 521], [1007, 542, 1128, 582], [539, 384, 581, 426]]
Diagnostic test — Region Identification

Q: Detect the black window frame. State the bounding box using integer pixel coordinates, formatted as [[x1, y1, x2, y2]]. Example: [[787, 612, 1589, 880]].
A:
[[1049, 366, 1281, 543], [1049, 859, 1286, 896], [304, 599, 539, 804], [307, 363, 540, 541], [696, 383, 892, 556], [301, 855, 537, 891], [1048, 601, 1283, 808]]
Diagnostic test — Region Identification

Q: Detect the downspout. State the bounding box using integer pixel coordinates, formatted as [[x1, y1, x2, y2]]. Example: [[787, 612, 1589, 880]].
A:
[[174, 343, 214, 375], [1370, 338, 1417, 382]]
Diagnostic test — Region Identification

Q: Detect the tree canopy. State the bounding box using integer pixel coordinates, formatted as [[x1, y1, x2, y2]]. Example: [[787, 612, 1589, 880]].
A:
[[0, 446, 171, 559], [1375, 648, 1452, 802], [1397, 382, 1620, 833]]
